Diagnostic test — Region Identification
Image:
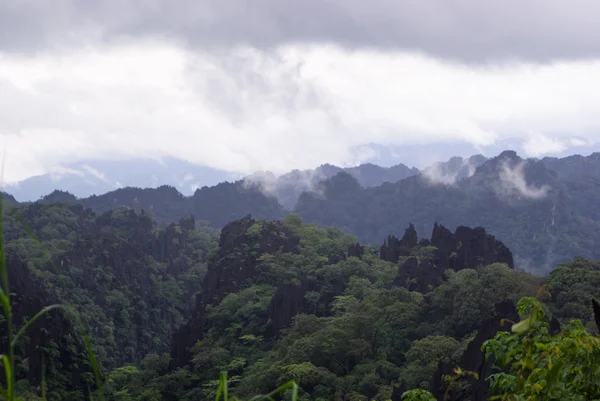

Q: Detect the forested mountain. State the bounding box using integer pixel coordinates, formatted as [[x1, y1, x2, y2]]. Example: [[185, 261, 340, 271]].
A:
[[1, 202, 218, 398], [296, 150, 600, 275], [3, 202, 599, 400], [249, 162, 419, 209], [5, 158, 418, 207], [5, 150, 600, 277], [79, 181, 285, 226]]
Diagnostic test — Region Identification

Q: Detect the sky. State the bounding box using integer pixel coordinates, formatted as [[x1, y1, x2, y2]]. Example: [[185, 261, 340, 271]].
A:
[[1, 0, 600, 184]]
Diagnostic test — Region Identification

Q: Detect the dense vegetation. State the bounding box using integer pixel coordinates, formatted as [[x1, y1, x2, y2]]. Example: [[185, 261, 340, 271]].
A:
[[1, 198, 600, 400], [7, 151, 600, 276], [296, 151, 600, 275]]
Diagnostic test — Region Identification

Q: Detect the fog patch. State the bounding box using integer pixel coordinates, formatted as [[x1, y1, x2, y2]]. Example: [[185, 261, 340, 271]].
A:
[[48, 166, 85, 182], [422, 157, 479, 186], [81, 165, 109, 182], [242, 168, 328, 208], [495, 160, 550, 200], [241, 171, 279, 197]]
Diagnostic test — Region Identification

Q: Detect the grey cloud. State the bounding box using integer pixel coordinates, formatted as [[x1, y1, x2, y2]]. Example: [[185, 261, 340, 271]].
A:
[[2, 0, 600, 61]]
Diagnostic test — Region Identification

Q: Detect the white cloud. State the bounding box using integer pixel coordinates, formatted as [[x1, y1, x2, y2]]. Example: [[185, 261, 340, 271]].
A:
[[569, 137, 589, 147], [48, 166, 85, 183], [496, 161, 550, 200], [81, 165, 108, 182], [522, 134, 566, 157], [1, 40, 600, 183], [422, 158, 479, 186]]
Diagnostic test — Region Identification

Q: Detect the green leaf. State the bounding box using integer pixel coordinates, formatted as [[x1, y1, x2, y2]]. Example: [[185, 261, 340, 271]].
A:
[[545, 360, 564, 391]]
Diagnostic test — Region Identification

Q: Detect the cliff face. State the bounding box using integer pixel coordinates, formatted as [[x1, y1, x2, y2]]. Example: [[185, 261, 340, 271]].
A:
[[431, 223, 514, 272], [171, 215, 300, 367]]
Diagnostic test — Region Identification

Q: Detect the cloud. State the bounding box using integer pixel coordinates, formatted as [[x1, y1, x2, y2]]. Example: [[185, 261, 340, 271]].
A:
[[2, 41, 600, 183], [242, 171, 278, 197], [522, 134, 567, 157], [569, 137, 589, 147], [496, 161, 550, 200], [81, 165, 108, 182], [2, 1, 600, 62], [422, 157, 480, 185], [47, 166, 85, 183]]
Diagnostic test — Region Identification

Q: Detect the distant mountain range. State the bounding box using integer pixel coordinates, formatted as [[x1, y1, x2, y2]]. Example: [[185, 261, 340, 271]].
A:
[[2, 154, 473, 208], [4, 150, 600, 274], [3, 157, 243, 202]]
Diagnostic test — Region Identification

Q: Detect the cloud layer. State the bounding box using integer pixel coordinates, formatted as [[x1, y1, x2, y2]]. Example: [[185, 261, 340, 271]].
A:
[[2, 38, 600, 183], [3, 0, 600, 62]]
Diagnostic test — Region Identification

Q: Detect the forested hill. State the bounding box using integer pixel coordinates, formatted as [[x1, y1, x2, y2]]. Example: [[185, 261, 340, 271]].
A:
[[5, 150, 600, 274], [1, 202, 219, 398], [296, 151, 600, 275], [4, 203, 600, 400]]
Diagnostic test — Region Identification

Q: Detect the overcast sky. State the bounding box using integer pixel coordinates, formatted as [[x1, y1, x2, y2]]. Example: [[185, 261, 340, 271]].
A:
[[1, 0, 600, 183]]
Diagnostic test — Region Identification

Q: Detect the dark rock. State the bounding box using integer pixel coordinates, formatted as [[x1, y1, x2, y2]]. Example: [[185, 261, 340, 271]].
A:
[[348, 242, 365, 258], [391, 223, 514, 294], [402, 224, 419, 248], [268, 280, 318, 336], [453, 226, 514, 270], [380, 224, 419, 263], [431, 223, 514, 271], [432, 300, 519, 401]]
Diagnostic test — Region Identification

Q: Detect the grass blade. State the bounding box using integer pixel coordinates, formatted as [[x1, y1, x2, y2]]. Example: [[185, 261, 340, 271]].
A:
[[41, 352, 47, 401], [215, 372, 225, 401], [223, 371, 229, 401], [1, 354, 12, 399], [247, 380, 299, 401], [73, 313, 105, 401], [12, 304, 65, 347], [3, 202, 42, 245]]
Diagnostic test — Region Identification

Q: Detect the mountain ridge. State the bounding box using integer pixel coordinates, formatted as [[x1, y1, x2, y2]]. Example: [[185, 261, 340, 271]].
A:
[[4, 150, 600, 274]]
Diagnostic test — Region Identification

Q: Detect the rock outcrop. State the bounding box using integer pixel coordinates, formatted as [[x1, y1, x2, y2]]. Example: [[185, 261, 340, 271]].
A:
[[171, 215, 300, 367], [390, 223, 514, 294], [431, 224, 514, 271], [380, 224, 418, 263], [348, 242, 365, 258]]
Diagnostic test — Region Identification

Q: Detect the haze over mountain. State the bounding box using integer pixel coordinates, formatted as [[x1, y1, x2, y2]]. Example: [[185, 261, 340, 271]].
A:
[[5, 156, 421, 206], [5, 149, 600, 276], [4, 157, 242, 202]]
